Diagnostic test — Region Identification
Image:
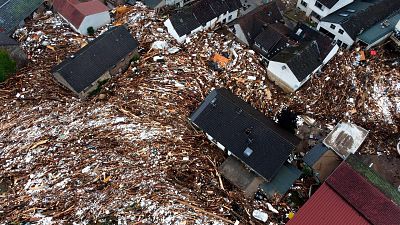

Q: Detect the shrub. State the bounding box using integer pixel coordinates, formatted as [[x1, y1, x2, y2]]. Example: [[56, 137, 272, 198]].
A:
[[0, 50, 16, 82], [87, 26, 95, 36]]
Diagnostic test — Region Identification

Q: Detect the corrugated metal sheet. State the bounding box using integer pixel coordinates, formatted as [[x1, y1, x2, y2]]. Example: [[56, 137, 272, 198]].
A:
[[286, 183, 370, 225], [327, 163, 400, 225]]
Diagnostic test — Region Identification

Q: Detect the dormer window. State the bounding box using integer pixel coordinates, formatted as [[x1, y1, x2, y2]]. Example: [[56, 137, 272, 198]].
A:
[[315, 1, 323, 10]]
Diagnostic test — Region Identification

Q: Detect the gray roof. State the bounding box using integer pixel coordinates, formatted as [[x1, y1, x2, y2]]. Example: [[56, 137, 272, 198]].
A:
[[271, 41, 322, 82], [52, 26, 138, 93], [143, 0, 163, 9], [0, 32, 18, 46], [303, 143, 329, 166], [357, 13, 400, 45], [190, 88, 300, 181], [321, 0, 400, 39], [253, 24, 289, 59], [0, 0, 43, 34], [169, 0, 242, 37], [319, 0, 340, 9]]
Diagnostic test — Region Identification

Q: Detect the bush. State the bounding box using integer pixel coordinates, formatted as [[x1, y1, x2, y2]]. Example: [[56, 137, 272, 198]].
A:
[[0, 50, 16, 82], [87, 26, 95, 36]]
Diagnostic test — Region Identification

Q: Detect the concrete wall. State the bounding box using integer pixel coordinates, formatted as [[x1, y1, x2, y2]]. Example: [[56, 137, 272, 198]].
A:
[[78, 11, 111, 35], [318, 22, 354, 48]]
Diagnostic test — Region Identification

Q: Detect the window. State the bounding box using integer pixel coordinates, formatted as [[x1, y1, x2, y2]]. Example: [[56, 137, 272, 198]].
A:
[[330, 24, 336, 30], [336, 39, 342, 46], [300, 0, 307, 7], [228, 15, 232, 21], [315, 1, 323, 9], [342, 43, 348, 49], [338, 29, 344, 34]]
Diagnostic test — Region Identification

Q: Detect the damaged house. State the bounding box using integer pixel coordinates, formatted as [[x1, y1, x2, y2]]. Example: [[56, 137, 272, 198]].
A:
[[164, 0, 242, 43], [53, 0, 111, 35], [51, 26, 138, 98], [190, 88, 302, 198]]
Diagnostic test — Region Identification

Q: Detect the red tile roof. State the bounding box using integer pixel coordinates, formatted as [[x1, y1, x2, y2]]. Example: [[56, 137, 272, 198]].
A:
[[53, 0, 109, 28], [287, 162, 400, 225], [286, 183, 370, 225], [327, 163, 400, 225]]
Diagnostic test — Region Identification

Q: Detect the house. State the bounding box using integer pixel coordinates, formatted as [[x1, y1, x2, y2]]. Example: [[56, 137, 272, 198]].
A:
[[164, 0, 242, 43], [190, 88, 301, 197], [142, 0, 197, 9], [296, 0, 354, 21], [232, 1, 284, 46], [317, 0, 400, 49], [0, 33, 28, 69], [53, 0, 111, 35], [51, 26, 138, 98], [357, 13, 400, 49], [0, 0, 44, 35], [267, 24, 338, 92], [287, 156, 400, 225], [391, 19, 400, 46], [253, 23, 291, 60], [323, 122, 369, 159]]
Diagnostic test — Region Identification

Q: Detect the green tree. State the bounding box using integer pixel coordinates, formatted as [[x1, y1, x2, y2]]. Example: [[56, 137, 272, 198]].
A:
[[0, 50, 16, 82]]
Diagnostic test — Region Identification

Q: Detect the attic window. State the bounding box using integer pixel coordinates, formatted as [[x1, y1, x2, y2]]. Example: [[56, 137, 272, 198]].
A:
[[211, 97, 217, 106], [296, 28, 303, 36], [339, 13, 349, 17], [346, 9, 355, 13], [243, 147, 253, 157], [339, 29, 344, 34], [282, 65, 287, 70]]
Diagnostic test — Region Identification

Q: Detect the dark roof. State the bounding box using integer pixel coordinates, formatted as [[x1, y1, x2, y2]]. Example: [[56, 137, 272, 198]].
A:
[[192, 0, 217, 25], [253, 23, 289, 59], [52, 26, 138, 93], [303, 143, 329, 166], [169, 0, 241, 37], [237, 1, 283, 45], [259, 162, 302, 198], [291, 23, 335, 60], [288, 161, 400, 225], [327, 162, 400, 225], [319, 0, 340, 9], [0, 0, 43, 34], [271, 41, 322, 82], [321, 0, 400, 39], [143, 0, 163, 9], [169, 10, 201, 37], [190, 88, 300, 181], [0, 32, 18, 46]]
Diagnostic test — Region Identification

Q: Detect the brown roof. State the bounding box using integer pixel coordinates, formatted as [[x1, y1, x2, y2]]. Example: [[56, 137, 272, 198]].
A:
[[53, 0, 109, 28]]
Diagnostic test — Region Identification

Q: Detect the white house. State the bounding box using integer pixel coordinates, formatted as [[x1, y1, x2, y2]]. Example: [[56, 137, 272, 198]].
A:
[[164, 0, 242, 43], [267, 40, 338, 92], [53, 0, 111, 35], [296, 0, 353, 21], [317, 0, 400, 49]]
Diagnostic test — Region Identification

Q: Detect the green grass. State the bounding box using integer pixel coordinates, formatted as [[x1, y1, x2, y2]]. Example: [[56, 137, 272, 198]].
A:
[[0, 50, 16, 82]]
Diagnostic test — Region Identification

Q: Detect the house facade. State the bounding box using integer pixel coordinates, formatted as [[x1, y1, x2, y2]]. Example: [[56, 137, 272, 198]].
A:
[[53, 0, 111, 35], [51, 26, 138, 98], [317, 0, 400, 49], [296, 0, 353, 21], [165, 0, 242, 43]]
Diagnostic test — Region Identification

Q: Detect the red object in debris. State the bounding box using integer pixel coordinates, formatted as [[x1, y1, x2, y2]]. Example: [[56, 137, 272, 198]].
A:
[[370, 50, 377, 56]]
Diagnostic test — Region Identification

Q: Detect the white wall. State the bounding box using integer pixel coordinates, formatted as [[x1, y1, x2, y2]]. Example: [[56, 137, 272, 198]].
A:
[[318, 21, 354, 48], [322, 44, 339, 64], [233, 24, 249, 45], [268, 61, 300, 91], [297, 0, 353, 20], [78, 11, 111, 35], [164, 18, 187, 43]]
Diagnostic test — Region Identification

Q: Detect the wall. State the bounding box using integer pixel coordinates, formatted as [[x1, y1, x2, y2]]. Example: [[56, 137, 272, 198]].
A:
[[164, 19, 187, 43], [109, 49, 138, 76], [318, 21, 354, 48], [267, 61, 300, 92], [322, 44, 339, 64], [233, 24, 249, 46], [78, 11, 111, 35]]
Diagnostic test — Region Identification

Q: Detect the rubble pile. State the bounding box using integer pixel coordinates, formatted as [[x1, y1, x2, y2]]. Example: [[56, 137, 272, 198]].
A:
[[0, 3, 399, 224]]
